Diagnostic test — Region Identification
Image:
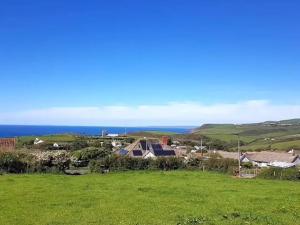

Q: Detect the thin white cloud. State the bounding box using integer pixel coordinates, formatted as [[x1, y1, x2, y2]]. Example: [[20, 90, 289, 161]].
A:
[[1, 100, 300, 126]]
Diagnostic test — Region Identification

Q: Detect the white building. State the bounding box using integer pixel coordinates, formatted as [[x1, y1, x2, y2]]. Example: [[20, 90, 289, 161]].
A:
[[34, 138, 44, 145], [242, 151, 300, 168]]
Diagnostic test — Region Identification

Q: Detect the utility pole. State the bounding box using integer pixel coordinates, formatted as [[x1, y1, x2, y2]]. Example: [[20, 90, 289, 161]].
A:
[[200, 138, 203, 157], [144, 137, 147, 151], [238, 135, 241, 178]]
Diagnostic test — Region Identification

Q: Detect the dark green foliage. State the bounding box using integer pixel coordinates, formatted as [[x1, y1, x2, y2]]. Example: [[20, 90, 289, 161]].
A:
[[90, 156, 186, 172], [90, 156, 153, 172], [242, 162, 253, 169], [258, 167, 300, 181], [70, 141, 89, 150], [126, 137, 135, 144], [205, 157, 238, 174], [102, 140, 113, 151], [207, 139, 228, 150], [186, 158, 206, 170], [152, 157, 185, 170], [72, 147, 111, 161], [18, 139, 34, 149], [88, 140, 103, 148], [89, 156, 237, 174], [88, 160, 104, 173], [0, 152, 32, 173], [0, 151, 70, 174]]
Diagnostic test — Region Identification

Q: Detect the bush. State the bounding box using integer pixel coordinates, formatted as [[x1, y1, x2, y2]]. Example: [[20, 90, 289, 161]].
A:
[[89, 155, 238, 174], [204, 156, 238, 174], [186, 158, 206, 170], [0, 152, 35, 173], [258, 167, 300, 181], [89, 156, 185, 172], [89, 160, 104, 173], [153, 157, 185, 171], [0, 151, 71, 174], [71, 147, 110, 161], [101, 156, 152, 171], [242, 162, 253, 169], [70, 141, 89, 150]]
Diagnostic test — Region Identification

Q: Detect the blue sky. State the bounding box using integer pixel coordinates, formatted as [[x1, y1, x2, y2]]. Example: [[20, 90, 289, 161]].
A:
[[0, 1, 300, 125]]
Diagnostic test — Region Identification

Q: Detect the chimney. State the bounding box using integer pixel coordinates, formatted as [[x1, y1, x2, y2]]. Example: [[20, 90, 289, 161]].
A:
[[161, 136, 169, 146]]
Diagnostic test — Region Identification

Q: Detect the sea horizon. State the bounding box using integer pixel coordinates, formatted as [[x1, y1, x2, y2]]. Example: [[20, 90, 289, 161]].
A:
[[0, 124, 194, 138]]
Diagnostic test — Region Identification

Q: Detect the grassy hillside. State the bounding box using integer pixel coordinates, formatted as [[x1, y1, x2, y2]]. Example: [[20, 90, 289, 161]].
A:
[[16, 134, 82, 149], [18, 134, 79, 143], [192, 119, 300, 151], [128, 131, 178, 139], [0, 171, 299, 225]]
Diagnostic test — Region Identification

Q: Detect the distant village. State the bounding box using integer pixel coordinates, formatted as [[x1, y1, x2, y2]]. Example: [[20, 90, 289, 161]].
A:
[[120, 137, 300, 170], [1, 131, 300, 177]]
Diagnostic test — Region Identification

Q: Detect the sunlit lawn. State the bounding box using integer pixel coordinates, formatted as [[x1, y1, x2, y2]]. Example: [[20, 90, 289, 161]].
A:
[[0, 171, 299, 225]]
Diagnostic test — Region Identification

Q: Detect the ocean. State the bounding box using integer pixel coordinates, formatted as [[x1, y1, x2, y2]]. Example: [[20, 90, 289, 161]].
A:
[[0, 125, 193, 138]]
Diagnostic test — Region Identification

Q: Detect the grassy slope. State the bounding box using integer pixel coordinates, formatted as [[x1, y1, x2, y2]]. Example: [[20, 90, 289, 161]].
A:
[[18, 134, 78, 143], [0, 171, 299, 225], [193, 121, 300, 151], [16, 135, 81, 149], [128, 131, 178, 138]]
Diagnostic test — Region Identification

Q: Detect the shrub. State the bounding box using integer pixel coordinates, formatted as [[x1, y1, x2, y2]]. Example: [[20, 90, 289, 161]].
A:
[[258, 167, 300, 181], [0, 151, 71, 174], [89, 160, 104, 173], [242, 162, 253, 169], [89, 156, 185, 172], [186, 158, 204, 170], [89, 155, 239, 174], [0, 152, 35, 173], [71, 147, 110, 161], [205, 156, 238, 174], [74, 141, 89, 150], [152, 157, 185, 171]]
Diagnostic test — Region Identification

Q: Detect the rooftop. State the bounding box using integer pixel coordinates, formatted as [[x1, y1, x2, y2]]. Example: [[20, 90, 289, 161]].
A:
[[244, 151, 299, 163]]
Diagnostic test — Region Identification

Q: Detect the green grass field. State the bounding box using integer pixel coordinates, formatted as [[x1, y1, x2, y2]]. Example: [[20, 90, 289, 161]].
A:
[[17, 134, 79, 147], [0, 171, 299, 225], [18, 134, 78, 142], [129, 131, 178, 138]]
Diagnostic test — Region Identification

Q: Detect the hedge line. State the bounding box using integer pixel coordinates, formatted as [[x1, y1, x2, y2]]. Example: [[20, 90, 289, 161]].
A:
[[0, 151, 70, 174], [89, 155, 239, 174], [258, 167, 300, 181]]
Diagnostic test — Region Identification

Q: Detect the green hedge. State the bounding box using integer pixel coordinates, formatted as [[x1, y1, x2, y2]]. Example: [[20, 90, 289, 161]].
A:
[[0, 152, 31, 173], [0, 151, 70, 174], [89, 156, 185, 172], [89, 156, 238, 174], [258, 167, 300, 181]]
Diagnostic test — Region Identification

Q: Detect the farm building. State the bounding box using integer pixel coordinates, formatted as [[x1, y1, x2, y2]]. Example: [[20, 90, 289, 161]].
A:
[[122, 138, 176, 159], [242, 151, 300, 168], [0, 138, 16, 151]]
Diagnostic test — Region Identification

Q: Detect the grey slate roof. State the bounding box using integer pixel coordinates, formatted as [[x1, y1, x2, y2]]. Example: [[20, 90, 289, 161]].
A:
[[125, 138, 175, 158]]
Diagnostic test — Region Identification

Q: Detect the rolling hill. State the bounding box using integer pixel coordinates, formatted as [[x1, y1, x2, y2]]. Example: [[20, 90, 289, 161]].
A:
[[192, 119, 300, 151]]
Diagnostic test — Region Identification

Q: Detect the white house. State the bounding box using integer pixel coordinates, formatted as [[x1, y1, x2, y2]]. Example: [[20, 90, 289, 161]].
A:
[[242, 151, 300, 168], [34, 138, 44, 145], [53, 143, 59, 148]]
